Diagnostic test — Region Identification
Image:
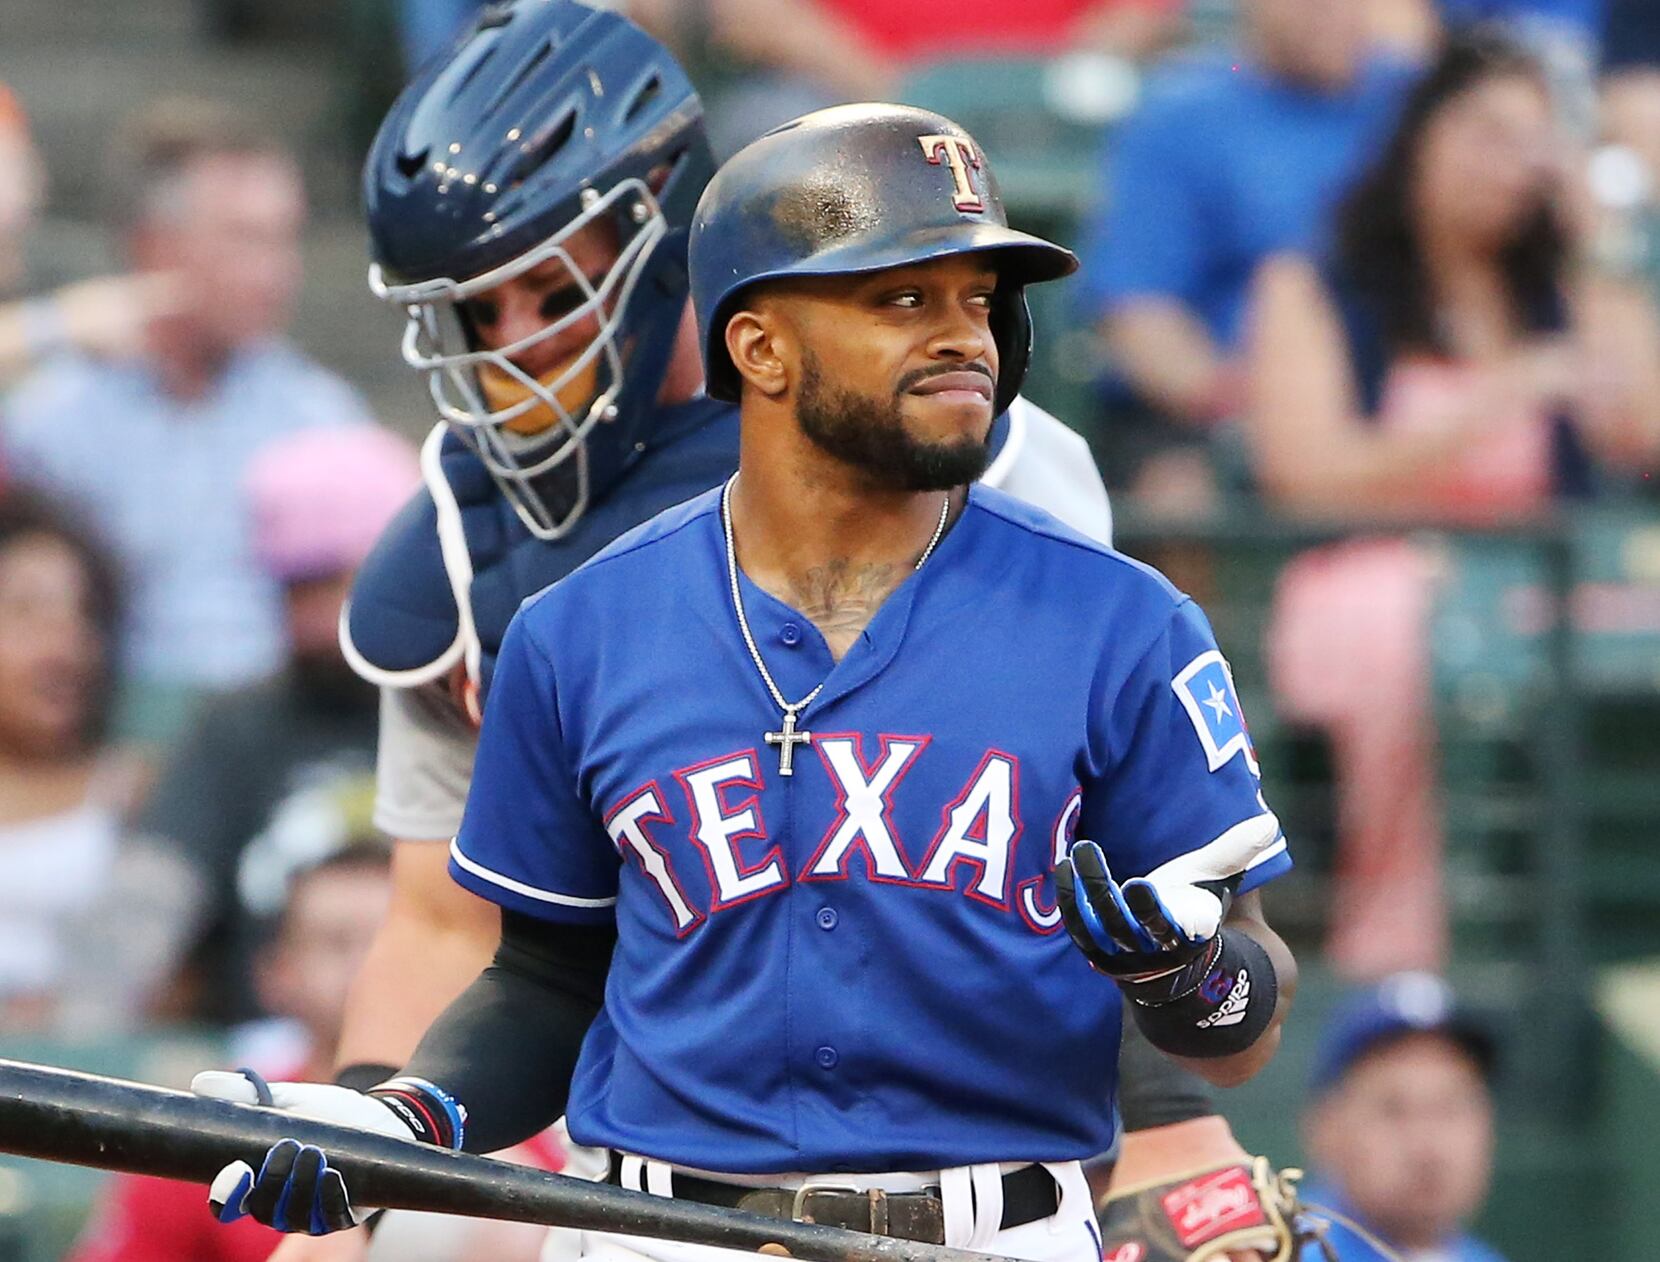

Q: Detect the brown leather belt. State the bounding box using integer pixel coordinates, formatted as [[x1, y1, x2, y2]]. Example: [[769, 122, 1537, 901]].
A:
[[606, 1156, 1060, 1244]]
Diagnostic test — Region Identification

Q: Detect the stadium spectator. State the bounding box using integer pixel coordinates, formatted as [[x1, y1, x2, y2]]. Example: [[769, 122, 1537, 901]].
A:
[[0, 87, 180, 393], [64, 838, 396, 1262], [53, 425, 418, 1035], [713, 0, 1183, 68], [1247, 31, 1660, 977], [1075, 0, 1415, 512], [1447, 0, 1600, 42], [1370, 0, 1447, 59], [1600, 0, 1660, 179], [1590, 0, 1660, 316], [654, 0, 1184, 157], [398, 1, 1183, 156], [1440, 0, 1600, 42], [0, 84, 44, 301], [0, 97, 374, 749], [1440, 1, 1603, 134], [0, 273, 186, 391], [1299, 972, 1507, 1262], [0, 488, 135, 1031]]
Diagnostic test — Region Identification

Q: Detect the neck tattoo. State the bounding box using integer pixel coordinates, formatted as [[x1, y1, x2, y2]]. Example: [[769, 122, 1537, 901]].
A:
[[721, 476, 950, 775]]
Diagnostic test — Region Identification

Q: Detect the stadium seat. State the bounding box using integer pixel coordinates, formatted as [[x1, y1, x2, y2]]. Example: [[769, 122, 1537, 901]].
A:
[[1429, 512, 1660, 964]]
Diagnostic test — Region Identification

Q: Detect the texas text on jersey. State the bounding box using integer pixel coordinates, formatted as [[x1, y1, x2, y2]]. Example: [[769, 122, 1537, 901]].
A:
[[452, 483, 1290, 1173]]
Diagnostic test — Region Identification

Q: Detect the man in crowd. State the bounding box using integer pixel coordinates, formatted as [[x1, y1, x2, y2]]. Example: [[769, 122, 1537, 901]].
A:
[[1074, 0, 1413, 510], [1300, 973, 1509, 1262], [0, 83, 183, 393], [1, 97, 374, 748]]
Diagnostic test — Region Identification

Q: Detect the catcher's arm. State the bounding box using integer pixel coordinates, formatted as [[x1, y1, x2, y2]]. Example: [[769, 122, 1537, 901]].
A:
[[334, 837, 499, 1071]]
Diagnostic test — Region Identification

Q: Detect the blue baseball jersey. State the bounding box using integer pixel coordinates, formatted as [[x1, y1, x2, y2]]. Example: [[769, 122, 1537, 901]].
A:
[[451, 483, 1291, 1174]]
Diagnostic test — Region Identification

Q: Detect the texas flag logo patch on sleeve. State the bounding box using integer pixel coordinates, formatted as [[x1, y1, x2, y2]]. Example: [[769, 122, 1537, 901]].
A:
[[1172, 651, 1258, 776]]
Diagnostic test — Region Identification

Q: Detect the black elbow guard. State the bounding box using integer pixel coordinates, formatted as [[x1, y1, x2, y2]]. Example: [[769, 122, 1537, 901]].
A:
[[1123, 929, 1277, 1059]]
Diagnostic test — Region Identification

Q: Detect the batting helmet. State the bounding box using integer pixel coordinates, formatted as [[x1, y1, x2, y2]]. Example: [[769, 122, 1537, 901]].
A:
[[689, 104, 1077, 415], [362, 0, 714, 540]]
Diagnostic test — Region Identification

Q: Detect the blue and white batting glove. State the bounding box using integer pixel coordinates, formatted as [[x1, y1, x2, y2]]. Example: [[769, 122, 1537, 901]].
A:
[[193, 1070, 464, 1235], [1054, 813, 1281, 1002]]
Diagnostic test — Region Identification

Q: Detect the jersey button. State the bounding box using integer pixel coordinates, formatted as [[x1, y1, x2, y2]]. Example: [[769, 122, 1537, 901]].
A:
[[816, 907, 838, 931], [779, 622, 802, 647], [815, 1046, 839, 1070]]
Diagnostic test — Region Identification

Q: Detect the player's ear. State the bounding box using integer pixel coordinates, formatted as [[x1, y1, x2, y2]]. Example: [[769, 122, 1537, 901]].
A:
[[725, 308, 790, 399]]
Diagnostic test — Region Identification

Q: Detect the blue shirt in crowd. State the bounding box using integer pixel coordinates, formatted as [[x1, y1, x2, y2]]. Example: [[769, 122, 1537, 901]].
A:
[[2, 342, 368, 689], [450, 483, 1289, 1173], [1298, 1181, 1510, 1262], [1439, 0, 1603, 39], [1075, 50, 1414, 356], [1598, 0, 1655, 69]]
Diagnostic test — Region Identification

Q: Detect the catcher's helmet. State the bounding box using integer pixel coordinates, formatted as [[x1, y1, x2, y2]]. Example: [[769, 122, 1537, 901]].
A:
[[362, 0, 714, 540], [690, 104, 1077, 415]]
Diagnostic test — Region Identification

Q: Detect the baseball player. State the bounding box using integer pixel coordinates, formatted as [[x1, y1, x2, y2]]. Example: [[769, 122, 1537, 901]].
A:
[[202, 6, 1294, 1260], [327, 0, 1112, 1078], [196, 101, 1297, 1262]]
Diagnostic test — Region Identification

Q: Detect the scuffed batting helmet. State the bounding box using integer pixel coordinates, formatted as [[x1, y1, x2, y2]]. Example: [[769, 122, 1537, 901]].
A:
[[362, 0, 715, 541], [689, 104, 1077, 416]]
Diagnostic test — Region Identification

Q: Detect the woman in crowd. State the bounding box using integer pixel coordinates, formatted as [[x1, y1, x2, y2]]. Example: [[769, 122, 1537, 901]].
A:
[[0, 488, 134, 1027], [1245, 29, 1660, 977]]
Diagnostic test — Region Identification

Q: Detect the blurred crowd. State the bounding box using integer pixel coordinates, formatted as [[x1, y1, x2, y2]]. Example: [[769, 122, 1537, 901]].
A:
[[0, 0, 1657, 1257]]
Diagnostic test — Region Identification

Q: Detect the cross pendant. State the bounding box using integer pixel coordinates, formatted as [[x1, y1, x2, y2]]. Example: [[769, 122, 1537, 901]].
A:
[[764, 709, 813, 777]]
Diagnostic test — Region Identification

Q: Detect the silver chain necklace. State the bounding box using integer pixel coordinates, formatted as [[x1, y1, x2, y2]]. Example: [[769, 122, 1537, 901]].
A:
[[721, 475, 950, 776]]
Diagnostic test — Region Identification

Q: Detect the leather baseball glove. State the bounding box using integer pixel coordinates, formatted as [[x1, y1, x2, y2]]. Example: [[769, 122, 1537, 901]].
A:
[[1096, 1157, 1365, 1262]]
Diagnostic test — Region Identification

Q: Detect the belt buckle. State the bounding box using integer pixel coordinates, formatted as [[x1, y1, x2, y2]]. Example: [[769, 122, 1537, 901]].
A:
[[791, 1184, 890, 1236]]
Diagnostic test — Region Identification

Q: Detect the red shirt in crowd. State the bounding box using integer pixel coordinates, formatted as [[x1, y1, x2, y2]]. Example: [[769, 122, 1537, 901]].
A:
[[814, 0, 1178, 60], [64, 1173, 284, 1262], [64, 1116, 569, 1262]]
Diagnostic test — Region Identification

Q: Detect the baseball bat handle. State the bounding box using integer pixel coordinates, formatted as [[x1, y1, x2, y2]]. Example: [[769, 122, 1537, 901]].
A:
[[0, 1059, 1012, 1262]]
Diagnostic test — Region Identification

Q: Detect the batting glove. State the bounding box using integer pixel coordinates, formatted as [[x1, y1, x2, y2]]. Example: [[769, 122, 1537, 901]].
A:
[[193, 1070, 462, 1235], [1054, 813, 1280, 1002]]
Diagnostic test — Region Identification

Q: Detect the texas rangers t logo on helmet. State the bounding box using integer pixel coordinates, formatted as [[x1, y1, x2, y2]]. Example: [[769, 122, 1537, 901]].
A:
[[917, 135, 985, 212]]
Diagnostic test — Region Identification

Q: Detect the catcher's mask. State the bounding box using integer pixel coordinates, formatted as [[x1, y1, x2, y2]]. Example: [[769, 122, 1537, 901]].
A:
[[363, 0, 715, 540]]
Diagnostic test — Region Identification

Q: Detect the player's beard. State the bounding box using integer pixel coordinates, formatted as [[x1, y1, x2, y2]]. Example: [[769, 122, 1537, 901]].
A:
[[795, 351, 992, 492]]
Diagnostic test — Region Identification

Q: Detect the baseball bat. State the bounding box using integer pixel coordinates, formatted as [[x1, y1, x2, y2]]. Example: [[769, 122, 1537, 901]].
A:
[[0, 1059, 1016, 1262]]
